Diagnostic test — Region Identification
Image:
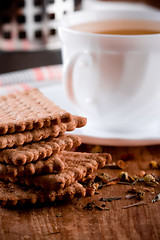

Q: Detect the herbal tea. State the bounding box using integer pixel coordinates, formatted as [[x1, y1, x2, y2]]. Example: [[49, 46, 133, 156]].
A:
[[71, 20, 160, 35], [92, 29, 160, 35]]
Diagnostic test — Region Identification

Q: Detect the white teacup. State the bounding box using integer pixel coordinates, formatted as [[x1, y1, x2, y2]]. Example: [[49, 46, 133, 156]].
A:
[[58, 10, 160, 134]]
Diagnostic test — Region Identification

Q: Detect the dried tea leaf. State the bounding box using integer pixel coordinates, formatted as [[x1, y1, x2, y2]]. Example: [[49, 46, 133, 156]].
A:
[[126, 188, 145, 200], [151, 193, 160, 203], [100, 197, 121, 202], [95, 205, 109, 211], [83, 202, 95, 210], [118, 172, 129, 182], [91, 145, 103, 153], [104, 163, 121, 169], [117, 160, 126, 169], [56, 213, 62, 217], [95, 173, 111, 184], [149, 161, 158, 169], [118, 182, 131, 185], [125, 194, 137, 199], [106, 180, 119, 186], [122, 201, 146, 209]]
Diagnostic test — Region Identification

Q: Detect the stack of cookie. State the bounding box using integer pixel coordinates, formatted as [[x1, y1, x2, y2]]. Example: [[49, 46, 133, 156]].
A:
[[0, 89, 111, 207]]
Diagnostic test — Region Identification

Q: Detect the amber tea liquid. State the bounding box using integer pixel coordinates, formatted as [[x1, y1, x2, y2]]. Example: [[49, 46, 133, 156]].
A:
[[71, 20, 160, 35]]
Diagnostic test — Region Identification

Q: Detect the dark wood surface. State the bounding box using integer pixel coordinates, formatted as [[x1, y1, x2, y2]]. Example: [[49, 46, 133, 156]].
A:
[[0, 144, 160, 240], [0, 50, 62, 74]]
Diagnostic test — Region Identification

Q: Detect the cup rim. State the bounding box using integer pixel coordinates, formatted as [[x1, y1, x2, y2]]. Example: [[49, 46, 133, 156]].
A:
[[58, 10, 160, 39]]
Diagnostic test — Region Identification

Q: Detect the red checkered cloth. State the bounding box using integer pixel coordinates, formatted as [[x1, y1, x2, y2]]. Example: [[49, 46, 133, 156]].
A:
[[0, 65, 62, 95]]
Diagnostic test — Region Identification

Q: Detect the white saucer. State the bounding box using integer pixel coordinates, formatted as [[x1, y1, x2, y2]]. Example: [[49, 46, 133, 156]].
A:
[[40, 84, 160, 146]]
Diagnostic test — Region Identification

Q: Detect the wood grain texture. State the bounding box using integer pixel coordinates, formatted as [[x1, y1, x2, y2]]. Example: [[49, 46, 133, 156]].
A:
[[0, 145, 160, 240]]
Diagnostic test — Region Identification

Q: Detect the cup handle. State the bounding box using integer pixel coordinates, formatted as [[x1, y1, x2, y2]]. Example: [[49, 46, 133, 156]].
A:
[[63, 51, 93, 105]]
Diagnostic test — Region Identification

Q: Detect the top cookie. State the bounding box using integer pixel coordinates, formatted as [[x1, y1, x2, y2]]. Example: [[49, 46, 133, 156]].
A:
[[0, 89, 85, 135]]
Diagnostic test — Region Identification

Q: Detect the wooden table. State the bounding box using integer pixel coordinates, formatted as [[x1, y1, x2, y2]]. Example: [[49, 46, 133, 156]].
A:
[[0, 144, 160, 240]]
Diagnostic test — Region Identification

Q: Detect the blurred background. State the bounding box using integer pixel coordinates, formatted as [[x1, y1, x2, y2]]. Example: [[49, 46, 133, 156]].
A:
[[0, 0, 80, 73], [0, 0, 159, 74]]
